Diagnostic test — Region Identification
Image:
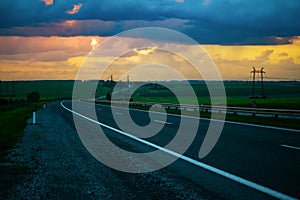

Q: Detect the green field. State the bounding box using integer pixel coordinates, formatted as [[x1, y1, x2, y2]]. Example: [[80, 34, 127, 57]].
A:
[[0, 80, 110, 100], [0, 102, 42, 160], [130, 96, 300, 109], [1, 80, 300, 109], [130, 82, 300, 109]]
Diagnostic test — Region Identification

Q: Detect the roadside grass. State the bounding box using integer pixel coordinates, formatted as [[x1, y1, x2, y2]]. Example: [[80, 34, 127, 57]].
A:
[[224, 113, 300, 130], [131, 96, 300, 110], [214, 97, 300, 109], [0, 103, 42, 161]]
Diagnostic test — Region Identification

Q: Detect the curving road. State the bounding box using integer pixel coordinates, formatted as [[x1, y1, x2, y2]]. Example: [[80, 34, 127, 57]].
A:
[[64, 100, 300, 200], [2, 100, 299, 199]]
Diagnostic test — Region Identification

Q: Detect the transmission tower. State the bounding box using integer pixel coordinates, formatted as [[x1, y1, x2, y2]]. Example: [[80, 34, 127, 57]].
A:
[[250, 67, 266, 98]]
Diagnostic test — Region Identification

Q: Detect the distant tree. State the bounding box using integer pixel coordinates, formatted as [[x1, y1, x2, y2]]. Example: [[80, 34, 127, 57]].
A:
[[8, 98, 13, 104], [27, 91, 40, 102], [0, 98, 9, 105]]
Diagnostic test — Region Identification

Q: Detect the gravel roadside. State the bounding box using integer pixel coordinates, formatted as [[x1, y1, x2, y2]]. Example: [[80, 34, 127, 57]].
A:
[[0, 102, 221, 199]]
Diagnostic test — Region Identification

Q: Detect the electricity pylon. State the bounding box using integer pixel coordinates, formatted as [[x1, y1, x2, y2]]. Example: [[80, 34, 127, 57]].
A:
[[250, 67, 266, 98]]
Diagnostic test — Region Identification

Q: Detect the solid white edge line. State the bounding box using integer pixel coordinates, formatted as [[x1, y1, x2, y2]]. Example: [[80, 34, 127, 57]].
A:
[[61, 101, 297, 200], [281, 144, 300, 151], [79, 100, 300, 133]]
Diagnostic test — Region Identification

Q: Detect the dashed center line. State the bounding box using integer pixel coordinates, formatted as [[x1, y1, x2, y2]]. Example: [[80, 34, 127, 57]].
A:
[[62, 101, 297, 200], [154, 120, 172, 125], [115, 112, 123, 115], [280, 144, 300, 151]]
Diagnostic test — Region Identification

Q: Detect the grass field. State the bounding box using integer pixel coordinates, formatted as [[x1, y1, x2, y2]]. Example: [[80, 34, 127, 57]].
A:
[[129, 82, 300, 109], [1, 80, 111, 100], [130, 96, 300, 109], [1, 80, 300, 109], [0, 103, 42, 160]]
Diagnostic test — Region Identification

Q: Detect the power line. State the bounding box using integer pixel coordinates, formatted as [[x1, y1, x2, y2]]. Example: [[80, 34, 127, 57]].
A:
[[264, 76, 299, 81], [250, 67, 266, 98]]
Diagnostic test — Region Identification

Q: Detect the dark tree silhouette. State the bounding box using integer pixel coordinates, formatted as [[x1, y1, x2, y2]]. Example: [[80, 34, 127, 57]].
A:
[[27, 91, 40, 102]]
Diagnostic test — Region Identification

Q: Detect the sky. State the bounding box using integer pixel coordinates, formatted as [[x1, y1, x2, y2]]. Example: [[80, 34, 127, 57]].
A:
[[0, 0, 299, 81]]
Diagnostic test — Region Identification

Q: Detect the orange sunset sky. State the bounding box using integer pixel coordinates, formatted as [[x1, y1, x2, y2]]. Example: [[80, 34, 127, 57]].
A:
[[0, 0, 299, 81]]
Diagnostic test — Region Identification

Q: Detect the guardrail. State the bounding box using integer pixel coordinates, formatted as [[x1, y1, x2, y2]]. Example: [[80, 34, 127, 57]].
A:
[[91, 100, 300, 119]]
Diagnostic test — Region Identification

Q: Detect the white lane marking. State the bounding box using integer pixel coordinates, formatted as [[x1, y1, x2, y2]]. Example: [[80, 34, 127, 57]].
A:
[[115, 112, 123, 115], [61, 101, 297, 200], [154, 120, 172, 125], [281, 144, 300, 151]]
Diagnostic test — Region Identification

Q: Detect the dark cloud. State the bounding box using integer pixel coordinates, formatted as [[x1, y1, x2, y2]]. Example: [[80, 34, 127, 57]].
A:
[[0, 0, 299, 45]]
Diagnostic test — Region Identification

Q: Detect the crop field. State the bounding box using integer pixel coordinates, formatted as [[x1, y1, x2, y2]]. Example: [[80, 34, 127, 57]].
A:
[[1, 80, 300, 109], [129, 81, 300, 109], [0, 80, 110, 100]]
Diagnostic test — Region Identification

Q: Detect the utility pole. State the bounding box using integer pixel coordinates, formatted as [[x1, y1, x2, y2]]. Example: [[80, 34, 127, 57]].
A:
[[250, 67, 266, 98], [110, 74, 113, 95], [260, 68, 265, 97], [126, 75, 130, 101], [251, 67, 256, 98]]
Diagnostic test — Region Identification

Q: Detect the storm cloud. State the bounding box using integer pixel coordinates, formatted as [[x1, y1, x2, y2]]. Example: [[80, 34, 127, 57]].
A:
[[0, 0, 299, 44]]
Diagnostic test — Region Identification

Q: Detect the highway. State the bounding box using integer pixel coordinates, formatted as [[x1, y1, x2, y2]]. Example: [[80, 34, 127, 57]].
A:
[[62, 100, 300, 200]]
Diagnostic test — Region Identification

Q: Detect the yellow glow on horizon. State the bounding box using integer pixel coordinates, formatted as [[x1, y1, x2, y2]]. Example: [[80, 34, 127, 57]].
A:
[[204, 43, 300, 65], [0, 36, 299, 80]]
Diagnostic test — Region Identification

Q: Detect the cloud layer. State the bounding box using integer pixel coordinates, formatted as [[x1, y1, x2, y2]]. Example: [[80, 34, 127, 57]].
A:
[[0, 0, 299, 44], [1, 36, 299, 80]]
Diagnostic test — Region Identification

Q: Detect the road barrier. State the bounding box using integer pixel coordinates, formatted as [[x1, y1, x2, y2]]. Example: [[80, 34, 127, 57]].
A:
[[91, 100, 300, 119]]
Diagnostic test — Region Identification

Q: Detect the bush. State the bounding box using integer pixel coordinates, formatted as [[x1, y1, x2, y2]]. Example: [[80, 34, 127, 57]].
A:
[[0, 98, 9, 105], [27, 91, 40, 102]]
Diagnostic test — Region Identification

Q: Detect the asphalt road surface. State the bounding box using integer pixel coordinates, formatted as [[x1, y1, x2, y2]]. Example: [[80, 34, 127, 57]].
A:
[[65, 100, 300, 200], [0, 102, 221, 199], [1, 100, 299, 199]]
